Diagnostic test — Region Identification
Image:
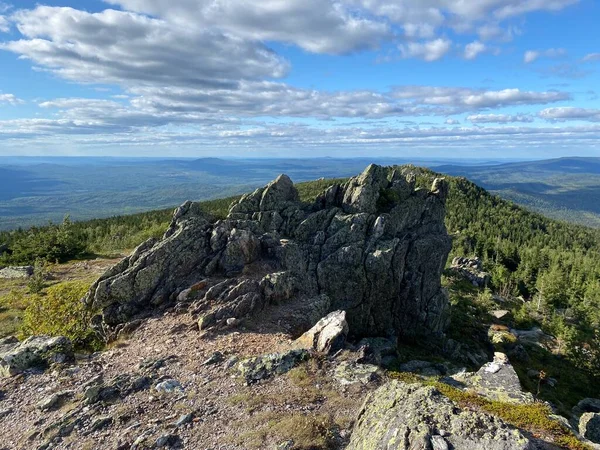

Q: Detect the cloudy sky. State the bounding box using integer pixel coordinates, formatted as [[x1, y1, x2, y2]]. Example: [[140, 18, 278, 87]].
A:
[[0, 0, 599, 158]]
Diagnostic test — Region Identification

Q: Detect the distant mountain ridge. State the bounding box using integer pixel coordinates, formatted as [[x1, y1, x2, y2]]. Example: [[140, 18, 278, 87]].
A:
[[0, 156, 598, 230], [437, 157, 600, 228]]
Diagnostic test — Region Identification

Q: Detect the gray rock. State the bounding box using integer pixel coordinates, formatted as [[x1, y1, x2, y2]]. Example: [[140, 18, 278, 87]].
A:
[[0, 336, 19, 354], [201, 351, 224, 366], [90, 415, 113, 431], [573, 398, 600, 419], [0, 265, 33, 279], [175, 414, 193, 427], [347, 380, 535, 450], [37, 391, 73, 411], [155, 379, 183, 394], [580, 413, 600, 444], [294, 310, 348, 354], [84, 373, 151, 404], [236, 349, 309, 384], [154, 433, 180, 447], [333, 361, 380, 385], [450, 257, 490, 287], [0, 335, 73, 377], [85, 165, 452, 341], [453, 352, 534, 404]]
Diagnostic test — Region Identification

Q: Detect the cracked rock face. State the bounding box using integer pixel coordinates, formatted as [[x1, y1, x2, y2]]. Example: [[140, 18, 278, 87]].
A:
[[348, 381, 535, 450], [85, 164, 452, 340]]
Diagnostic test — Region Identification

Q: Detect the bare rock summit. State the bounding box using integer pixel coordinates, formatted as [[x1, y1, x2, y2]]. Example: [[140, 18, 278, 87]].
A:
[[85, 164, 452, 341]]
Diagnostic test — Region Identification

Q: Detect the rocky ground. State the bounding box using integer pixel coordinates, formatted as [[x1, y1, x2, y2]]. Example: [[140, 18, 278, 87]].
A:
[[0, 304, 375, 450]]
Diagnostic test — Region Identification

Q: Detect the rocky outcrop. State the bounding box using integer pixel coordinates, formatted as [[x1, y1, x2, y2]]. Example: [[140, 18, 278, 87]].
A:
[[450, 256, 490, 287], [0, 335, 73, 377], [0, 265, 33, 279], [85, 165, 452, 341], [347, 380, 535, 450]]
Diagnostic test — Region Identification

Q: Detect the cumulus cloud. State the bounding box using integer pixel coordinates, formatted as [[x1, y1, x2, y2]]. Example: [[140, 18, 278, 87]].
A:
[[0, 0, 588, 155], [3, 6, 289, 88], [524, 48, 566, 63], [105, 0, 390, 55], [539, 107, 600, 122], [464, 41, 486, 59], [399, 38, 452, 61], [468, 113, 533, 123], [345, 0, 577, 34], [0, 93, 23, 105]]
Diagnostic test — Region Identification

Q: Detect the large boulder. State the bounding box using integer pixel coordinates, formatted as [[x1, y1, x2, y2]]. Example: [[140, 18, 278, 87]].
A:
[[0, 335, 73, 377], [85, 165, 452, 341], [579, 413, 600, 444], [450, 352, 534, 404], [347, 380, 535, 450], [0, 266, 33, 279], [294, 310, 348, 354]]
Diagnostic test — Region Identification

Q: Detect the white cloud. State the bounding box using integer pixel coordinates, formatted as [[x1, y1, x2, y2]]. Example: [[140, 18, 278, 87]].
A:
[[393, 86, 569, 110], [445, 118, 460, 125], [399, 38, 452, 61], [524, 48, 566, 63], [105, 0, 391, 55], [0, 15, 8, 32], [539, 107, 600, 122], [582, 53, 600, 62], [0, 93, 23, 105], [468, 113, 533, 123], [464, 41, 486, 60], [3, 6, 289, 88]]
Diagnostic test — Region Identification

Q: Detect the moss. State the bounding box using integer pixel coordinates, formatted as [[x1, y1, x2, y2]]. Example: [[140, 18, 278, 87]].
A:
[[387, 372, 591, 450]]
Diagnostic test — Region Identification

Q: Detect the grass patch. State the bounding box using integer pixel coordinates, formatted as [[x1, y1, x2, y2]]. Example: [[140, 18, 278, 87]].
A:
[[232, 411, 339, 450]]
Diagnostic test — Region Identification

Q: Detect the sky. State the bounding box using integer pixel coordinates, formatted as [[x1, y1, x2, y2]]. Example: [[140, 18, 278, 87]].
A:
[[0, 0, 599, 158]]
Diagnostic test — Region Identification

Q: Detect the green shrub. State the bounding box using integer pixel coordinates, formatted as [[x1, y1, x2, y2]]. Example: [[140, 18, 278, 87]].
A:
[[21, 280, 101, 350], [27, 259, 47, 294]]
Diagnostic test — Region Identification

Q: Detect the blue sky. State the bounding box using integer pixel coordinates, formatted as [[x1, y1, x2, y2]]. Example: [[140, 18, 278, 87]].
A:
[[0, 0, 599, 158]]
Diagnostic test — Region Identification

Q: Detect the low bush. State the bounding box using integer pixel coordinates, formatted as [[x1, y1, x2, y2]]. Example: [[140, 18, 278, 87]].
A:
[[21, 280, 101, 350]]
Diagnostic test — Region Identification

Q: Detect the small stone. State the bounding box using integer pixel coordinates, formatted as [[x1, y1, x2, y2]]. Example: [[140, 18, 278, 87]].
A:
[[90, 415, 113, 431], [225, 356, 239, 370], [36, 391, 73, 411], [155, 379, 183, 394], [201, 351, 224, 366], [491, 310, 510, 319], [334, 361, 380, 386], [175, 414, 193, 427], [0, 407, 13, 419], [154, 433, 179, 447], [226, 318, 241, 327]]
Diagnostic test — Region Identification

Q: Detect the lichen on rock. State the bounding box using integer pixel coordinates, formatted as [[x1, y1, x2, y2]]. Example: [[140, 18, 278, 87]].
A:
[[347, 380, 534, 450]]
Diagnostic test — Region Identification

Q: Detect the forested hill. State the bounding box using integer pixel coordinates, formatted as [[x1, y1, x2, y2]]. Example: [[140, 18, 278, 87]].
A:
[[1, 168, 599, 372], [438, 157, 600, 228]]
